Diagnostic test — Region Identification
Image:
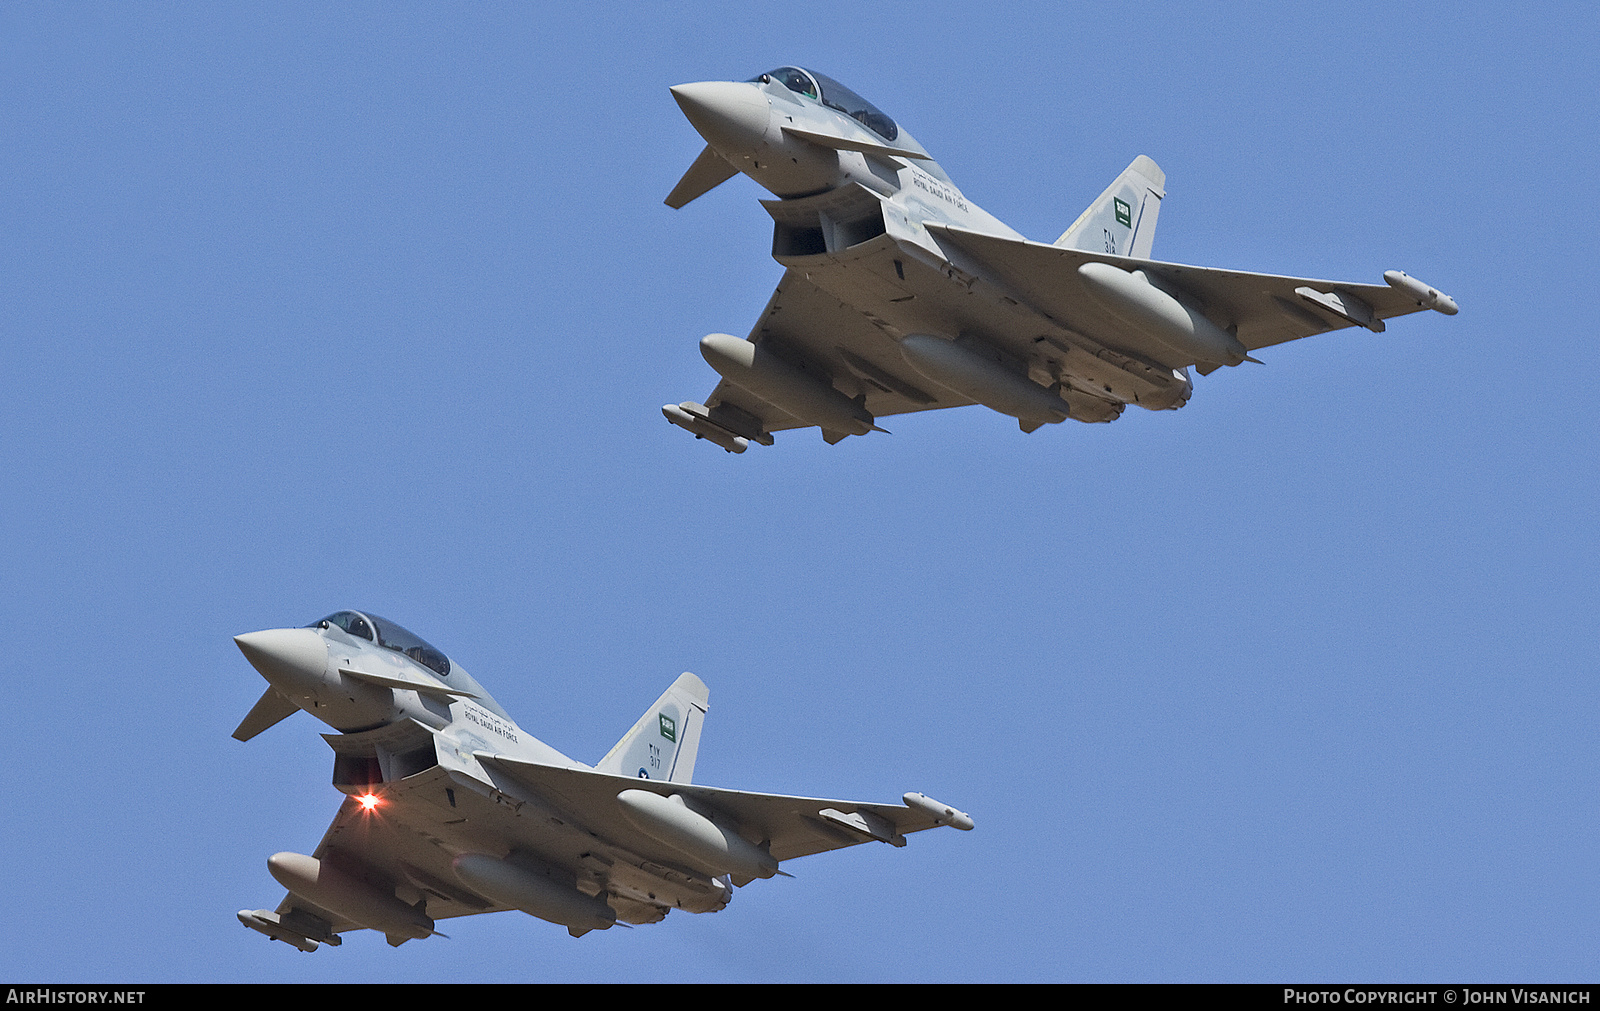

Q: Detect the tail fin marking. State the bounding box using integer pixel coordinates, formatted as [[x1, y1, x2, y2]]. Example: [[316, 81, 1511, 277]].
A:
[[595, 673, 710, 785], [1056, 155, 1166, 260]]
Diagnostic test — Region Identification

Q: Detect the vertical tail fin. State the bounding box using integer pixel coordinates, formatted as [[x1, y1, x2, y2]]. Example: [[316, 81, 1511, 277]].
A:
[[595, 673, 709, 784], [1056, 155, 1166, 260]]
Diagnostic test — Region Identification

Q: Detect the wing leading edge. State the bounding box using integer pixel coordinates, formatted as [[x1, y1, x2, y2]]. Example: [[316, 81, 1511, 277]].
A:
[[481, 756, 972, 865], [926, 223, 1455, 355]]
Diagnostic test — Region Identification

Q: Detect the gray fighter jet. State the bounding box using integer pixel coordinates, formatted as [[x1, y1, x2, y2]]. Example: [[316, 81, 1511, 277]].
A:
[[662, 67, 1459, 452], [232, 611, 972, 950]]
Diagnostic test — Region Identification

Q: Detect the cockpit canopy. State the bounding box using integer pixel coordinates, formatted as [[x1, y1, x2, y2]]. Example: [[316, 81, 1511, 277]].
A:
[[315, 610, 452, 678], [748, 66, 898, 141]]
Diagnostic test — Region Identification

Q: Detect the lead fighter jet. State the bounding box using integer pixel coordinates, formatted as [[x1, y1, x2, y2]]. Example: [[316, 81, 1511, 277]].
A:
[[662, 67, 1459, 452], [232, 612, 971, 950]]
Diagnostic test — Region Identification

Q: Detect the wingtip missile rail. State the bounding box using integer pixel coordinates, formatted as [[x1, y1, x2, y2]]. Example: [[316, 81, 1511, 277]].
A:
[[662, 402, 749, 453], [903, 792, 975, 831], [236, 909, 329, 953], [1384, 270, 1459, 315]]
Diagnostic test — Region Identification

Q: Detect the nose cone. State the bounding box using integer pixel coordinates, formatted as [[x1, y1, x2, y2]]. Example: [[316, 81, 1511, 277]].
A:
[[234, 628, 329, 693], [670, 81, 770, 158]]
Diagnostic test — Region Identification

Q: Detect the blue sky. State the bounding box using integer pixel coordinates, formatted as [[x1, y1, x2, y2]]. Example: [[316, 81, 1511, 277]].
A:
[[2, 2, 1595, 983]]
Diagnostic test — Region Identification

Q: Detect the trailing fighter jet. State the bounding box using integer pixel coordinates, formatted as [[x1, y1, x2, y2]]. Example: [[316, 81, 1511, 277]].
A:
[[231, 611, 972, 950], [662, 67, 1459, 452]]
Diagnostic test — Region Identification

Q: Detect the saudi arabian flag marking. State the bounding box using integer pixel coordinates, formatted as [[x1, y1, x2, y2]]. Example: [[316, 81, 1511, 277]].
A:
[[1114, 197, 1132, 228], [659, 713, 676, 742]]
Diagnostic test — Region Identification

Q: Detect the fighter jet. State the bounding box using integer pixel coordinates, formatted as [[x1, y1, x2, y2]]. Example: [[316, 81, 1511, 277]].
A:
[[231, 611, 972, 950], [662, 67, 1459, 452]]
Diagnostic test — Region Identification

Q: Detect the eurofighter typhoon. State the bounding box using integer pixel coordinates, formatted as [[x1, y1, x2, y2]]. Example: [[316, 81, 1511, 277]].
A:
[[662, 67, 1459, 452], [232, 612, 971, 950]]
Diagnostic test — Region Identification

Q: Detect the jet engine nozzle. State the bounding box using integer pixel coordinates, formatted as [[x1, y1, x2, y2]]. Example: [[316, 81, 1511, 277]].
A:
[[234, 628, 330, 697], [671, 81, 770, 159], [903, 792, 976, 831], [1383, 270, 1459, 315]]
